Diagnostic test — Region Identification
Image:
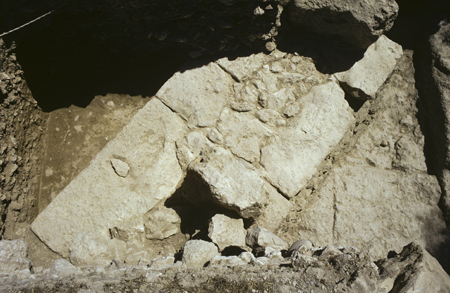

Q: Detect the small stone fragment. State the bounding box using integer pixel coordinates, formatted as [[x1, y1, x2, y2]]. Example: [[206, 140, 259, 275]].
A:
[[334, 36, 403, 99], [210, 255, 246, 267], [0, 240, 32, 274], [287, 239, 313, 257], [110, 159, 130, 177], [50, 259, 81, 278], [182, 240, 219, 268], [246, 225, 287, 250], [208, 214, 246, 251], [189, 147, 266, 218]]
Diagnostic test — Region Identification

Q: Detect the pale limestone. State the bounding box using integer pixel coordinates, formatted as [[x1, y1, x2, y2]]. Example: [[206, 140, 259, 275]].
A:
[[50, 259, 81, 278], [68, 231, 127, 267], [208, 214, 246, 251], [176, 131, 213, 170], [246, 225, 287, 250], [31, 98, 188, 257], [255, 182, 293, 232], [144, 206, 181, 240], [156, 62, 234, 127], [210, 255, 246, 267], [190, 147, 266, 218], [334, 36, 403, 99], [260, 81, 355, 198], [182, 240, 219, 268], [216, 53, 274, 82], [110, 159, 130, 178], [0, 240, 32, 274], [297, 164, 445, 260]]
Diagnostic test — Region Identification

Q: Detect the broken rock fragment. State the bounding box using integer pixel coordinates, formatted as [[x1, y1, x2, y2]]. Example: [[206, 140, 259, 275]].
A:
[[0, 240, 32, 274], [189, 147, 266, 218], [287, 0, 399, 49], [208, 214, 246, 251], [246, 225, 287, 250], [182, 240, 219, 268], [334, 35, 403, 99]]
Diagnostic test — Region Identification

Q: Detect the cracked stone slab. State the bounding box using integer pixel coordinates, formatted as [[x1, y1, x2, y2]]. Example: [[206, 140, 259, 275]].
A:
[[189, 146, 266, 218], [260, 81, 355, 198], [156, 62, 234, 127], [297, 164, 445, 260], [31, 98, 188, 257]]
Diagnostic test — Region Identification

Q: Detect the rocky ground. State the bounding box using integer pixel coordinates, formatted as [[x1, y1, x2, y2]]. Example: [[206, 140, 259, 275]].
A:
[[1, 0, 450, 292]]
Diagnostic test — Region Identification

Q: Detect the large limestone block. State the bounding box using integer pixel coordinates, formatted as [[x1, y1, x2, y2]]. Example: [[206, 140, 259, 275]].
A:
[[189, 147, 266, 218], [287, 0, 399, 49], [297, 164, 446, 260], [182, 240, 219, 268], [156, 62, 234, 127], [334, 36, 403, 99], [31, 98, 188, 257], [260, 81, 355, 198], [208, 214, 246, 251], [0, 240, 32, 274], [38, 94, 150, 212]]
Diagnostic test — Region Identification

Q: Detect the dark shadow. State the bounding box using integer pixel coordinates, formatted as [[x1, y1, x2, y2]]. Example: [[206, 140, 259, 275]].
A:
[[165, 170, 242, 241], [1, 0, 279, 112], [221, 246, 246, 256], [0, 90, 6, 104], [343, 92, 365, 113]]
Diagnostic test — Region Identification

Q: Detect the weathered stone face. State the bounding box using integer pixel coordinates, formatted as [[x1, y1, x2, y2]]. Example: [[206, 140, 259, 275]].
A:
[[286, 0, 399, 49], [31, 98, 188, 257]]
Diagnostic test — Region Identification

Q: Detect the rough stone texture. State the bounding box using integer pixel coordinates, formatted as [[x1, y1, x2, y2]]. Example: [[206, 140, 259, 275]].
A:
[[286, 0, 399, 49], [0, 240, 32, 274], [50, 259, 81, 278], [287, 239, 312, 256], [255, 182, 292, 232], [279, 51, 447, 261], [246, 225, 287, 250], [210, 255, 246, 267], [260, 81, 355, 198], [0, 243, 448, 292], [189, 147, 266, 219], [36, 94, 150, 213], [156, 62, 234, 127], [297, 164, 445, 260], [208, 214, 246, 251], [0, 39, 46, 238], [68, 231, 126, 267], [416, 21, 450, 225], [143, 206, 181, 240], [376, 243, 450, 293], [31, 98, 187, 257], [334, 35, 403, 99], [182, 240, 219, 268]]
